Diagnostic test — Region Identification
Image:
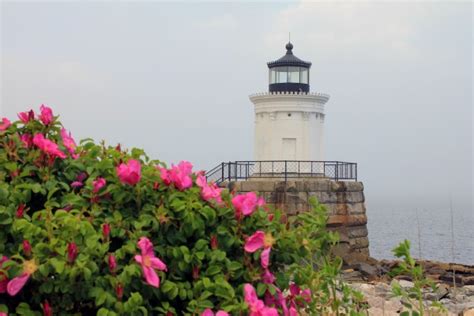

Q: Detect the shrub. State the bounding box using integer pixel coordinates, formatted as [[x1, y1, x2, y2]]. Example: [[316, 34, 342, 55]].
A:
[[0, 106, 365, 315]]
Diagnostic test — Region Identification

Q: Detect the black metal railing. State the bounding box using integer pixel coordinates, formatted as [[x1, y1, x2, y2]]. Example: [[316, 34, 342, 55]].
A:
[[205, 161, 357, 184]]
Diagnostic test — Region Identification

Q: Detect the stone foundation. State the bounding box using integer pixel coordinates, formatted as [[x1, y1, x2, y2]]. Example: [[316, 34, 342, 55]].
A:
[[225, 179, 370, 260]]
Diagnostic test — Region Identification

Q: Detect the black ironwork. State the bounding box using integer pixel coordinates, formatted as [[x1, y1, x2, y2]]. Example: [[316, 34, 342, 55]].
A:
[[205, 161, 358, 185], [267, 43, 312, 68], [269, 82, 309, 93]]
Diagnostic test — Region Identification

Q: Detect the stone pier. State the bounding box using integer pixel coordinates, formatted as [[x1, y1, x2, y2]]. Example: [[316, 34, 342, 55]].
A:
[[225, 179, 370, 261]]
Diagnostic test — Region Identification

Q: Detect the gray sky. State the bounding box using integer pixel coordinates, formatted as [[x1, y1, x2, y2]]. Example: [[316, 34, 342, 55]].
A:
[[1, 1, 472, 212]]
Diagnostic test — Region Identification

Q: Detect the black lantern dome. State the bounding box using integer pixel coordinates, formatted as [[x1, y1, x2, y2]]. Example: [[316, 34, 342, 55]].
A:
[[267, 42, 311, 93]]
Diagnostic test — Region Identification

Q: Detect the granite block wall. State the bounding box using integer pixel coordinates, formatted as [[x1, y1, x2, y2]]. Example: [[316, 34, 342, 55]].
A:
[[225, 179, 370, 260]]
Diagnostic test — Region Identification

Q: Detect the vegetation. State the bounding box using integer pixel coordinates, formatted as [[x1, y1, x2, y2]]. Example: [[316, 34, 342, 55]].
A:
[[0, 106, 365, 315], [390, 240, 446, 316]]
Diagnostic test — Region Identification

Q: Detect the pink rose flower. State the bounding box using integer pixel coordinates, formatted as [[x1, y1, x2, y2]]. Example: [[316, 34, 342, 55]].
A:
[[244, 284, 278, 316], [71, 181, 83, 188], [261, 269, 275, 284], [39, 104, 53, 125], [93, 177, 106, 193], [7, 259, 37, 296], [201, 309, 229, 316], [7, 273, 30, 296], [20, 134, 33, 148], [18, 110, 35, 123], [33, 133, 66, 159], [196, 175, 223, 204], [159, 161, 193, 191], [134, 237, 167, 287], [232, 192, 265, 218], [0, 118, 11, 131], [117, 159, 141, 186], [244, 231, 275, 269], [60, 128, 77, 157]]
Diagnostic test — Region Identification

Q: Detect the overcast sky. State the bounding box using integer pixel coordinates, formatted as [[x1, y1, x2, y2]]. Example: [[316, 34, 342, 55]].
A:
[[1, 1, 472, 212]]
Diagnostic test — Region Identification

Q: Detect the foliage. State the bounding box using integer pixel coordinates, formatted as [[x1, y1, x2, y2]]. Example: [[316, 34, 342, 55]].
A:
[[390, 240, 446, 316], [0, 107, 365, 315]]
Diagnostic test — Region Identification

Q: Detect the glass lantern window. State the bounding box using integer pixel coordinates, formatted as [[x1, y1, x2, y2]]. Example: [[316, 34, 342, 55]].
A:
[[288, 67, 300, 83], [300, 68, 308, 84], [276, 67, 288, 83]]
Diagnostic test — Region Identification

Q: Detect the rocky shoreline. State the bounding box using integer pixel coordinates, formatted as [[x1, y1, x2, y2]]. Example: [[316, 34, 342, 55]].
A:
[[341, 257, 474, 315]]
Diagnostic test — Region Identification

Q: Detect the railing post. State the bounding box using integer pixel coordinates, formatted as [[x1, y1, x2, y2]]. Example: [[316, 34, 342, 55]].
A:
[[234, 162, 237, 182], [221, 162, 224, 183], [284, 160, 287, 182], [355, 163, 358, 181], [335, 162, 339, 181], [228, 162, 231, 182]]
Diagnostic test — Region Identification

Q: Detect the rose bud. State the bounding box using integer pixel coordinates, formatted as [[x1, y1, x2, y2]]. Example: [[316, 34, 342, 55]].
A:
[[43, 300, 52, 316], [116, 283, 123, 300], [102, 223, 111, 241], [192, 265, 200, 280], [23, 240, 32, 257], [210, 235, 218, 250], [16, 204, 25, 218], [67, 242, 78, 263], [108, 254, 117, 273]]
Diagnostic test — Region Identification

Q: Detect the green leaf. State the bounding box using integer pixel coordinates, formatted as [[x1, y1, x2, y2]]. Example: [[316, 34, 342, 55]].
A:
[[161, 280, 176, 294], [50, 258, 65, 274], [205, 265, 221, 276]]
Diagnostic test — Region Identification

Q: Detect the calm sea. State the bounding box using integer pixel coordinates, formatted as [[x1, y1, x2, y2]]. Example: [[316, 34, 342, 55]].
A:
[[367, 207, 474, 265]]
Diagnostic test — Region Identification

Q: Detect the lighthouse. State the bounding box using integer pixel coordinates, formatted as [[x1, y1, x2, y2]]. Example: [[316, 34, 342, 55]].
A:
[[207, 42, 357, 183], [250, 42, 329, 163], [205, 42, 367, 261]]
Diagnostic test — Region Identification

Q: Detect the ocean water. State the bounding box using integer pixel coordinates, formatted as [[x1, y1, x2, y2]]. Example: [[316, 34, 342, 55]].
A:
[[367, 207, 474, 265]]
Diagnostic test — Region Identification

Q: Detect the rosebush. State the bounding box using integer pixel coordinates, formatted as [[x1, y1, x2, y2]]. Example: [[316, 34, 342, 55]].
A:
[[0, 106, 365, 315]]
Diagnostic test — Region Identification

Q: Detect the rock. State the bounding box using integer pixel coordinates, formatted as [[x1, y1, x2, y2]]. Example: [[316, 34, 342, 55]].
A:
[[355, 262, 380, 280], [425, 284, 449, 301], [394, 279, 414, 288], [463, 276, 474, 286], [374, 282, 391, 296], [462, 308, 474, 316], [342, 270, 364, 282], [365, 295, 385, 309], [384, 297, 403, 312], [440, 272, 465, 285], [464, 285, 474, 296]]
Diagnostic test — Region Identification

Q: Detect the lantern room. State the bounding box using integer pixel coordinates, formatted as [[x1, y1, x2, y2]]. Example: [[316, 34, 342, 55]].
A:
[[267, 42, 312, 93]]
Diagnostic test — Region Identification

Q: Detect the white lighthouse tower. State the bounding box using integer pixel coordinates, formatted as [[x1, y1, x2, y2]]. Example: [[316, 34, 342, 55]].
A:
[[250, 42, 329, 165]]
